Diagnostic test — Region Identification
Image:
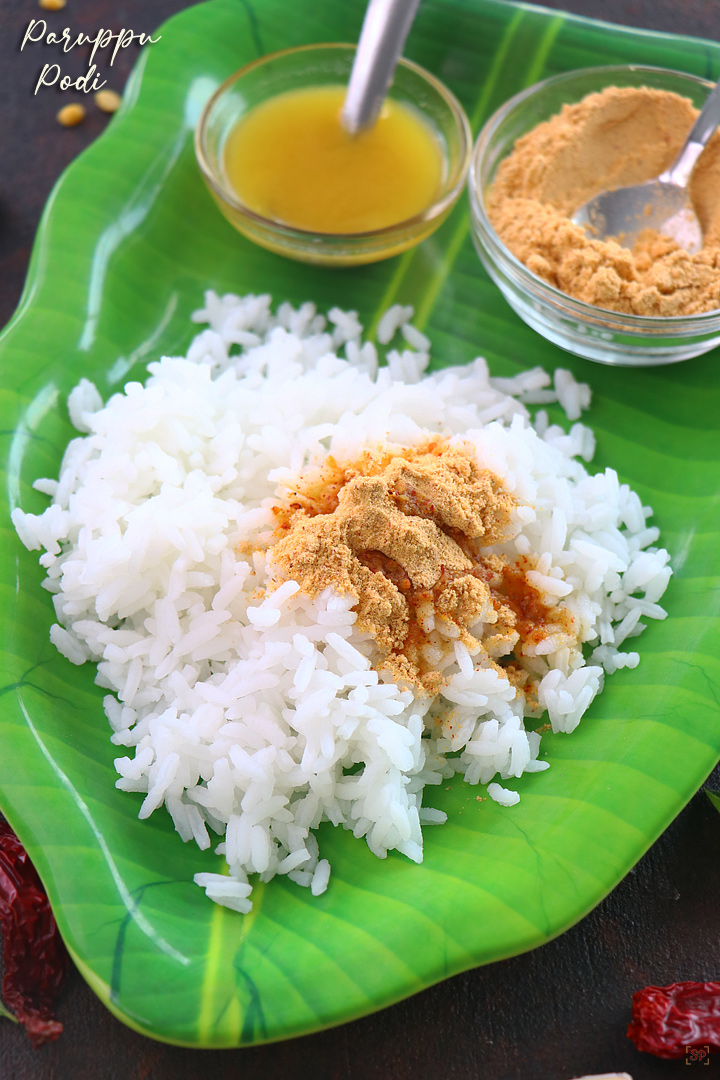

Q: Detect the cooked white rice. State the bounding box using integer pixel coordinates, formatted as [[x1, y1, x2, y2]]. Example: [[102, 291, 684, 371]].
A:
[[12, 292, 671, 911]]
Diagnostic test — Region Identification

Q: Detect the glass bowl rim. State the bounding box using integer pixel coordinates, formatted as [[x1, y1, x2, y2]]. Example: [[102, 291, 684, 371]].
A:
[[195, 42, 473, 242], [469, 63, 720, 330]]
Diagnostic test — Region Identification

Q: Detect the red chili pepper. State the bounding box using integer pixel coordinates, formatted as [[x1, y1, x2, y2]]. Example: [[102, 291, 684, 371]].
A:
[[0, 821, 67, 1047], [627, 981, 720, 1059]]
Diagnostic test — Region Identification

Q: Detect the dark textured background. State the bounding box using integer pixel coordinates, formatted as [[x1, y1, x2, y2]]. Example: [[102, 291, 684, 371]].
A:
[[1, 1, 719, 1077]]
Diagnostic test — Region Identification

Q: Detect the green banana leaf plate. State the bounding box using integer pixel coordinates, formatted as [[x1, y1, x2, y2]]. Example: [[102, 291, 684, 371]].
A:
[[1, 0, 719, 1048]]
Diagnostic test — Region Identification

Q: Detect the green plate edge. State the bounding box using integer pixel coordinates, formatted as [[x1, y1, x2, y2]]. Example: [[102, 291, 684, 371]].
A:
[[0, 0, 719, 1048]]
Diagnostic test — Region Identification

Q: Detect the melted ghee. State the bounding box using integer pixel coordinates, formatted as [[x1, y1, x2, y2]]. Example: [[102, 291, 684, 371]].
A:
[[223, 86, 444, 234]]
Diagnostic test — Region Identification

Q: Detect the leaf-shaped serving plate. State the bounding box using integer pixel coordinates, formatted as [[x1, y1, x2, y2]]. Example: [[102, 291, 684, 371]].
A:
[[1, 0, 719, 1048]]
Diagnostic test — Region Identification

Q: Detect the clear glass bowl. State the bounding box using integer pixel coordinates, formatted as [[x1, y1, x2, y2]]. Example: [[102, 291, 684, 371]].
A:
[[195, 44, 472, 267], [468, 65, 720, 366]]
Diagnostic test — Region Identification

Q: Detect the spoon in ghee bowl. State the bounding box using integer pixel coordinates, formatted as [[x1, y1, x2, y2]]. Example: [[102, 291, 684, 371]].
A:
[[342, 0, 422, 134], [572, 77, 720, 254]]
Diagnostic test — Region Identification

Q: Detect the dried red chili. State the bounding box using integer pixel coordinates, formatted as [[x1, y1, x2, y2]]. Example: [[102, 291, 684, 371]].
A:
[[0, 821, 67, 1047], [627, 981, 720, 1059]]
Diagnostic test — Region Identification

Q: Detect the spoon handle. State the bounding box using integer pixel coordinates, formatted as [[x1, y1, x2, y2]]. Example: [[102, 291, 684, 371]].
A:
[[342, 0, 422, 135], [661, 78, 720, 187]]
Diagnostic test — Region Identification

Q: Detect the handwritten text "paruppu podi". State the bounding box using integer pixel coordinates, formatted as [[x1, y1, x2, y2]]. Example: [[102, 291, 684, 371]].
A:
[[21, 19, 161, 95]]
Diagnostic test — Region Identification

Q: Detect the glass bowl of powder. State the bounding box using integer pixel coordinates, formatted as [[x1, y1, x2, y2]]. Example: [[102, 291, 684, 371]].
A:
[[468, 65, 720, 366]]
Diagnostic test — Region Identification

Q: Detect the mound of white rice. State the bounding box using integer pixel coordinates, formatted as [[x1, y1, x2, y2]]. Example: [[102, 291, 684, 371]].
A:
[[12, 293, 671, 912]]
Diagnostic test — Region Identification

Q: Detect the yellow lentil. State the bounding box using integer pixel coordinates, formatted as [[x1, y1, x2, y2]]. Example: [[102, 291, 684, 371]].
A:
[[57, 103, 86, 127], [95, 89, 122, 114]]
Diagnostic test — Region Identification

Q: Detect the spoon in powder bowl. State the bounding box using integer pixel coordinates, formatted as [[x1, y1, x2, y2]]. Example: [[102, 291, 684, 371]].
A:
[[572, 77, 720, 254]]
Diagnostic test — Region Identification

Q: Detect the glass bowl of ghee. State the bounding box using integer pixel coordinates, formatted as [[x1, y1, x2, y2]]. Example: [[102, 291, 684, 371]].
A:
[[195, 44, 472, 266]]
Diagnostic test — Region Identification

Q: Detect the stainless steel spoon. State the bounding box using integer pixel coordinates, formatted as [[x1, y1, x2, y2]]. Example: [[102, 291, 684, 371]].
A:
[[341, 0, 422, 135], [572, 78, 720, 254]]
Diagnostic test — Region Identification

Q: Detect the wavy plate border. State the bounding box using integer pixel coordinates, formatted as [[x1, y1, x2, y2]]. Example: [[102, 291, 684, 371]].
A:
[[0, 0, 719, 1047]]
